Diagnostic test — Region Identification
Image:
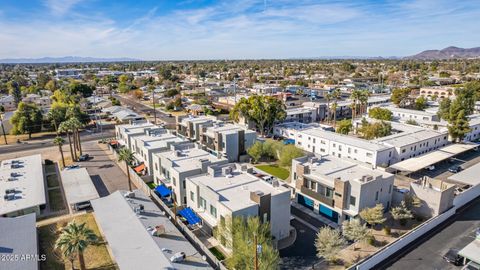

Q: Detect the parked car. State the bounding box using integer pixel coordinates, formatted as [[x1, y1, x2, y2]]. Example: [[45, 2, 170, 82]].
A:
[[448, 165, 462, 173], [66, 165, 79, 170], [170, 252, 186, 263], [443, 248, 462, 265], [78, 154, 90, 161], [424, 165, 435, 171]]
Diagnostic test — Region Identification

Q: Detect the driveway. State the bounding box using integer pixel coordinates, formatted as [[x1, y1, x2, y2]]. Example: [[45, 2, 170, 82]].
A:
[[76, 141, 130, 196], [280, 219, 322, 270]]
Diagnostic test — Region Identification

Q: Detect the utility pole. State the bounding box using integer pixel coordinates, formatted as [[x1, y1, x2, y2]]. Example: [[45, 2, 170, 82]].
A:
[[233, 77, 238, 104], [254, 234, 258, 270]]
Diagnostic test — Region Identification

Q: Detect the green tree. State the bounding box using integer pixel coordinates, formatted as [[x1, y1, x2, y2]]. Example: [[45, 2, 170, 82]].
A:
[[336, 119, 352, 135], [350, 90, 362, 119], [359, 120, 392, 139], [437, 98, 451, 121], [247, 141, 264, 163], [47, 102, 68, 132], [278, 144, 304, 167], [231, 95, 286, 136], [165, 89, 180, 97], [10, 102, 43, 139], [448, 110, 471, 142], [53, 136, 66, 168], [414, 96, 428, 110], [315, 226, 346, 263], [55, 221, 98, 270], [391, 88, 411, 106], [223, 216, 280, 270], [118, 147, 134, 191], [405, 119, 419, 126], [391, 201, 413, 226], [342, 218, 371, 250], [359, 204, 386, 228], [69, 82, 94, 97], [368, 107, 393, 121], [8, 81, 22, 107]]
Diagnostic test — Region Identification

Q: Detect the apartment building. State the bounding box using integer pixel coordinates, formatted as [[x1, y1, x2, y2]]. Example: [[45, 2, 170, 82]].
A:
[[131, 129, 187, 175], [115, 122, 159, 149], [186, 163, 291, 250], [273, 122, 332, 139], [0, 95, 16, 111], [199, 123, 257, 162], [372, 106, 440, 122], [291, 155, 394, 224], [419, 86, 455, 99], [283, 107, 318, 124], [176, 115, 217, 141], [22, 93, 52, 109], [295, 128, 394, 167], [152, 144, 228, 205], [0, 154, 46, 217]]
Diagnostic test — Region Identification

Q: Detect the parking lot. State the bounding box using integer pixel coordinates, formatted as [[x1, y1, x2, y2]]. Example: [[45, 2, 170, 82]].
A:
[[409, 149, 480, 183]]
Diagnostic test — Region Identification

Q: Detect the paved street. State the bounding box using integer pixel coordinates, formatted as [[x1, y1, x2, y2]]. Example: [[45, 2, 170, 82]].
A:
[[384, 197, 480, 270], [114, 94, 176, 126], [280, 219, 322, 270], [75, 141, 130, 196]]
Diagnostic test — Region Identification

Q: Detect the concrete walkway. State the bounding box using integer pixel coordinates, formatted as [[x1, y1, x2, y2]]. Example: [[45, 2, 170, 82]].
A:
[[291, 201, 339, 229]]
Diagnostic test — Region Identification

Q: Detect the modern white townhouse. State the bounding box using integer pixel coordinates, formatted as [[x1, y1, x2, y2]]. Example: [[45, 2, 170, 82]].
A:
[[295, 128, 395, 168], [291, 155, 394, 225], [131, 130, 187, 176], [176, 115, 217, 141], [186, 163, 291, 250], [199, 123, 257, 162], [115, 122, 159, 150], [0, 154, 46, 217], [152, 144, 228, 205]]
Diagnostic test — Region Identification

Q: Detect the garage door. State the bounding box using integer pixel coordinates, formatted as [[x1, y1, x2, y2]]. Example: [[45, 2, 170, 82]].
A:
[[297, 194, 314, 210]]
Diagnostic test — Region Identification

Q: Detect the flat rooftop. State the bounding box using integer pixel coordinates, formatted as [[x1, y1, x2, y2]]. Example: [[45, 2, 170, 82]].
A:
[[60, 168, 99, 206], [286, 107, 316, 115], [447, 162, 480, 186], [299, 155, 392, 186], [204, 123, 255, 137], [300, 128, 391, 151], [385, 106, 437, 117], [91, 190, 211, 270], [179, 116, 215, 125], [188, 165, 289, 212], [0, 154, 46, 216], [157, 147, 226, 173], [144, 137, 185, 151], [0, 213, 38, 270], [374, 129, 446, 148]]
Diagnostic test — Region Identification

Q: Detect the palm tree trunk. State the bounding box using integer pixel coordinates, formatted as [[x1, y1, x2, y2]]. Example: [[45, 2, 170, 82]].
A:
[[67, 133, 75, 161], [78, 252, 86, 270], [72, 130, 78, 159], [125, 161, 132, 191], [76, 129, 83, 156], [59, 144, 65, 168]]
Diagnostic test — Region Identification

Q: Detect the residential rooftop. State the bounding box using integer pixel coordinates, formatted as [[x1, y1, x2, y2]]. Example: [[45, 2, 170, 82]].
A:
[[0, 154, 46, 216], [0, 213, 38, 270], [187, 164, 289, 212], [297, 155, 392, 186], [60, 168, 99, 206], [374, 129, 446, 148], [91, 190, 211, 270], [156, 147, 226, 173], [300, 128, 391, 151], [204, 123, 255, 137]]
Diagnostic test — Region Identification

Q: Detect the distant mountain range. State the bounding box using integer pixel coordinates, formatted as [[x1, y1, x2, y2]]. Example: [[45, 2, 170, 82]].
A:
[[0, 56, 141, 64], [407, 46, 480, 60]]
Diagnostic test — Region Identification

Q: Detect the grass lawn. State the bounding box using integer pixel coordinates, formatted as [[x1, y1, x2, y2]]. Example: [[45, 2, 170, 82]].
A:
[[255, 164, 290, 180], [46, 174, 59, 188], [48, 189, 66, 212], [39, 213, 116, 270], [209, 246, 226, 261], [0, 131, 57, 145], [147, 182, 157, 189]]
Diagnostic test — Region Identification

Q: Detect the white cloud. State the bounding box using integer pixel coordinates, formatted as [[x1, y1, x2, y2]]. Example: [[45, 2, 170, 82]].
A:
[[43, 0, 84, 16]]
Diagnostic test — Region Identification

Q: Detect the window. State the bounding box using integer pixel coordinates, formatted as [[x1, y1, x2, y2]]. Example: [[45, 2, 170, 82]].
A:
[[354, 149, 358, 154], [155, 163, 158, 171], [200, 196, 206, 210], [366, 152, 372, 157], [375, 191, 379, 201], [210, 205, 217, 218], [183, 196, 187, 205], [401, 149, 406, 153], [333, 143, 336, 148], [190, 191, 195, 202], [326, 187, 333, 198], [350, 196, 356, 206], [313, 138, 316, 143], [220, 215, 225, 226], [182, 180, 186, 189], [172, 177, 176, 186]]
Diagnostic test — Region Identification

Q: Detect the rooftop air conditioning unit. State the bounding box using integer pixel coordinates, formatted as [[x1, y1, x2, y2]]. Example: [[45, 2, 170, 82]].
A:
[[124, 191, 135, 198], [272, 180, 280, 187], [222, 166, 232, 175]]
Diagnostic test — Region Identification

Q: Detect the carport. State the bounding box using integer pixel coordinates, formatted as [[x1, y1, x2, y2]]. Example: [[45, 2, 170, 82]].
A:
[[387, 143, 478, 175], [447, 162, 480, 186], [61, 167, 100, 211]]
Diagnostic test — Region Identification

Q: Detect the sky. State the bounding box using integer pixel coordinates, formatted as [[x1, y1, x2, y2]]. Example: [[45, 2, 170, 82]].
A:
[[0, 0, 479, 60]]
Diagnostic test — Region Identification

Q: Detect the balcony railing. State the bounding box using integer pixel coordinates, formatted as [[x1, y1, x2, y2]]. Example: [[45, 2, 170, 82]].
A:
[[300, 186, 334, 207]]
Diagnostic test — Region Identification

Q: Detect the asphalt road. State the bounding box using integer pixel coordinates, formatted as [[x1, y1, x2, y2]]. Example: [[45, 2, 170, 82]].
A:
[[114, 94, 176, 125], [0, 130, 114, 153], [280, 219, 323, 270], [382, 197, 480, 270]]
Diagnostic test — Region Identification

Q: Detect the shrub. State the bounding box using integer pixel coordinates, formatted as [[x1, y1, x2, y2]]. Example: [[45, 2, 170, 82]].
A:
[[367, 236, 375, 246], [383, 226, 391, 236]]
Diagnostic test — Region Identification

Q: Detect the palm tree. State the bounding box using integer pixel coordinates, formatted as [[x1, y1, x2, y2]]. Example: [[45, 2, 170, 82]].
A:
[[350, 90, 361, 120], [55, 221, 98, 270], [59, 121, 76, 161], [69, 117, 84, 156], [325, 93, 332, 123], [53, 136, 66, 168], [359, 90, 371, 115], [331, 89, 341, 127], [118, 147, 134, 191]]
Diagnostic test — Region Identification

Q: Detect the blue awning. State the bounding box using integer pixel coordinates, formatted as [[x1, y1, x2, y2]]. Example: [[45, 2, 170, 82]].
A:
[[178, 207, 201, 225], [155, 185, 172, 197]]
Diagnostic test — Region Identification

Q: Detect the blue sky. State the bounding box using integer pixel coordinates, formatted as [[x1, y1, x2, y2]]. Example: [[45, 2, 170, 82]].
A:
[[0, 0, 479, 60]]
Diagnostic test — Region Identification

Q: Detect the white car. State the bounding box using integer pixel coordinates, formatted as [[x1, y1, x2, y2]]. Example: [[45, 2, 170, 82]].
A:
[[424, 165, 435, 171]]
